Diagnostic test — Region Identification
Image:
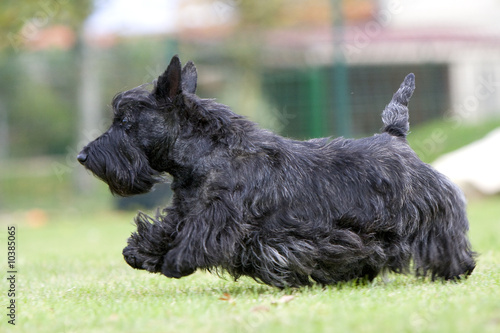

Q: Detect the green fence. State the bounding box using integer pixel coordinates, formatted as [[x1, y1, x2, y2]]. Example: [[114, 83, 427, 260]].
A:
[[262, 64, 449, 139]]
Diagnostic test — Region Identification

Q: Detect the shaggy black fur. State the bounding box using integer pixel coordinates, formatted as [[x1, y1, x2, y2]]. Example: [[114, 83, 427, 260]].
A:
[[78, 56, 476, 288]]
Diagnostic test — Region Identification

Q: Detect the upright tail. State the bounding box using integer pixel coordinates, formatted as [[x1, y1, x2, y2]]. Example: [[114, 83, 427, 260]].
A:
[[382, 73, 415, 138]]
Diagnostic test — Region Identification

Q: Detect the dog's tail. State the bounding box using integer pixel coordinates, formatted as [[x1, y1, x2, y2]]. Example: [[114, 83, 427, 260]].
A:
[[381, 73, 415, 138]]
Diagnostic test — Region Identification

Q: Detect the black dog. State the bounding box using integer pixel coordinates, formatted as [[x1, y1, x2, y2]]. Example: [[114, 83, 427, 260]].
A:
[[78, 56, 476, 288]]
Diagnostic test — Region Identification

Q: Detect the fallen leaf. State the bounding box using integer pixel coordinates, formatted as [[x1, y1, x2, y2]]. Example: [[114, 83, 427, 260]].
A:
[[108, 314, 119, 322], [272, 295, 295, 304], [250, 305, 270, 313], [219, 292, 234, 303], [26, 209, 48, 228]]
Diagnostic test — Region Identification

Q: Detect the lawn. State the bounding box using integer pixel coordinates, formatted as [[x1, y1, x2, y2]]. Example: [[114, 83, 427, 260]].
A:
[[406, 117, 500, 163], [1, 196, 499, 333]]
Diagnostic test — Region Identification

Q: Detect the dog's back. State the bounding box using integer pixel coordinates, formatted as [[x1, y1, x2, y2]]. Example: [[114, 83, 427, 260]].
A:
[[232, 73, 475, 285]]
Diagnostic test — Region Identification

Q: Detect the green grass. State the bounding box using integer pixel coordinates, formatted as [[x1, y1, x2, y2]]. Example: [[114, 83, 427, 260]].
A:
[[407, 117, 500, 163], [1, 197, 500, 333]]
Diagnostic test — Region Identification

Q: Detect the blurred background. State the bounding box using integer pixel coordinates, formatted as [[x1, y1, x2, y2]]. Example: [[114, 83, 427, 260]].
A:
[[1, 0, 500, 214]]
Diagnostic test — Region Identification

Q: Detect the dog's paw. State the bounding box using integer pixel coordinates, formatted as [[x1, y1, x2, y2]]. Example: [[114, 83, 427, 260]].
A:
[[161, 265, 196, 279], [161, 252, 196, 278], [122, 245, 146, 270], [122, 244, 165, 272], [123, 217, 172, 273]]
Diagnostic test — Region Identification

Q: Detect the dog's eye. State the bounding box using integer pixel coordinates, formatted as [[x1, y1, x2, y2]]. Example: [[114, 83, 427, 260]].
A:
[[121, 117, 132, 127], [120, 117, 133, 130]]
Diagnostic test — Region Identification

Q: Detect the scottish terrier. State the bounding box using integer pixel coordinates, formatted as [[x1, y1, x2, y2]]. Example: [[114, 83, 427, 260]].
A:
[[78, 56, 476, 288]]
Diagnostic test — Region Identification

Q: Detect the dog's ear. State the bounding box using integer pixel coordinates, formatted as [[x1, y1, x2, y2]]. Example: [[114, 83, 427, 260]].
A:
[[181, 61, 197, 94], [153, 55, 182, 102]]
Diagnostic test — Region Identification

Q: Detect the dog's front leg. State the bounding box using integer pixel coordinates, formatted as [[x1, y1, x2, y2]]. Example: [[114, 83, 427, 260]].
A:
[[160, 227, 205, 279], [160, 202, 243, 279], [161, 247, 197, 278], [123, 211, 176, 273]]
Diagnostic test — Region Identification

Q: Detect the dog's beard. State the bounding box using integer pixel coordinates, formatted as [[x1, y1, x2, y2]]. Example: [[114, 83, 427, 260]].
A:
[[82, 133, 162, 196]]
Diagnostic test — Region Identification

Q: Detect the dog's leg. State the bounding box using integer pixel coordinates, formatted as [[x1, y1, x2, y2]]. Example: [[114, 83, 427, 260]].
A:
[[123, 211, 176, 273], [411, 182, 476, 280], [160, 201, 244, 279]]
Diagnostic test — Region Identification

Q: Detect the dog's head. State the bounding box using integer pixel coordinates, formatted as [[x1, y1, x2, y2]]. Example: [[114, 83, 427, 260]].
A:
[[77, 55, 205, 196]]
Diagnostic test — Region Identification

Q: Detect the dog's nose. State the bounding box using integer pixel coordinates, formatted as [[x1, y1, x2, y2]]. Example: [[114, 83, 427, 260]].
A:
[[77, 152, 88, 164]]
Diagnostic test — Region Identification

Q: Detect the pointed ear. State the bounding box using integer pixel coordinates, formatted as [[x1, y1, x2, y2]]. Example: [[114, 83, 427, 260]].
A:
[[181, 61, 197, 94], [153, 55, 182, 101]]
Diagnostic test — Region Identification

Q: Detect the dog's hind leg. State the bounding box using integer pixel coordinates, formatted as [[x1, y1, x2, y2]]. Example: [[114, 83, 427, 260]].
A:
[[411, 184, 476, 280]]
